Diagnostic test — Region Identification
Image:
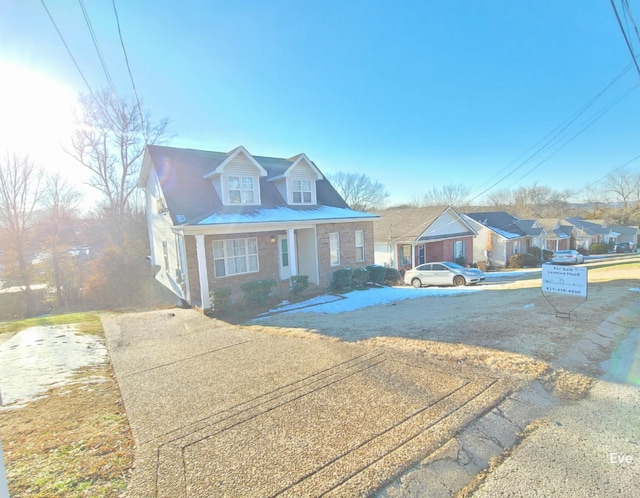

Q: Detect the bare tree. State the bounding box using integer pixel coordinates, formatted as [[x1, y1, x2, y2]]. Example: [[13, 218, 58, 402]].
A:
[[39, 174, 82, 307], [485, 184, 573, 219], [69, 89, 170, 238], [413, 183, 470, 208], [327, 172, 389, 211], [0, 154, 44, 316], [604, 167, 640, 224]]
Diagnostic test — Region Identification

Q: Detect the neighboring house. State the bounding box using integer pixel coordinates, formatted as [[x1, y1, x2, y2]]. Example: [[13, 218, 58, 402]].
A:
[[138, 144, 377, 310], [610, 224, 640, 246], [462, 211, 542, 268], [563, 217, 611, 251], [536, 219, 576, 252], [372, 206, 477, 270]]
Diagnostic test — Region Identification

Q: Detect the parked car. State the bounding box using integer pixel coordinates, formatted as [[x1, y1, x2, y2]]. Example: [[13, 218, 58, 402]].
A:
[[615, 242, 637, 253], [404, 262, 485, 288], [550, 250, 584, 265]]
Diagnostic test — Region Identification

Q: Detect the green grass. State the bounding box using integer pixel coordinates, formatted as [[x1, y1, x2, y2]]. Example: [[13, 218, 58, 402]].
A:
[[0, 312, 102, 335]]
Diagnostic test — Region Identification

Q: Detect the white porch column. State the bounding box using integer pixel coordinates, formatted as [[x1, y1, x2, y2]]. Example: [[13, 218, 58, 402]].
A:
[[195, 234, 211, 310], [287, 228, 298, 276]]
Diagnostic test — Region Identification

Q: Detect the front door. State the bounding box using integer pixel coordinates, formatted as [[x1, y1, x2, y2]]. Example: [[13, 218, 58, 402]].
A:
[[278, 235, 291, 280]]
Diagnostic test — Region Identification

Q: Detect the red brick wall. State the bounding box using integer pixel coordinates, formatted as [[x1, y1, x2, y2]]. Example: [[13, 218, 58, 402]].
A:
[[315, 221, 375, 288], [184, 221, 375, 307]]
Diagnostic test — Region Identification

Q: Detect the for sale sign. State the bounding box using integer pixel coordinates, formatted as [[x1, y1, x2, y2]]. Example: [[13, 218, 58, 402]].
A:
[[542, 264, 588, 297]]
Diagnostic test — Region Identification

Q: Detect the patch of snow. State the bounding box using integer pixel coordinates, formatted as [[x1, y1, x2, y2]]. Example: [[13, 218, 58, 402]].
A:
[[0, 284, 47, 294], [0, 325, 106, 409], [260, 285, 481, 317]]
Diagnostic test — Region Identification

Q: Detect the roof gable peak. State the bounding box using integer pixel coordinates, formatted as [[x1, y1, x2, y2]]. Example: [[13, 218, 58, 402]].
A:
[[203, 145, 267, 179]]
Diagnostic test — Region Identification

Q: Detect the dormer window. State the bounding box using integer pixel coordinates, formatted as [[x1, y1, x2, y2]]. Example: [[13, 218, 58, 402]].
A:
[[292, 179, 312, 204], [228, 175, 256, 204]]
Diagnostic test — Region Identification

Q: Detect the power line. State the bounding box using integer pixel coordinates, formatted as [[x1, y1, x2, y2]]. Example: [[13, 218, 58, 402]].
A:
[[40, 0, 96, 100], [111, 0, 146, 133], [506, 84, 638, 188], [469, 63, 636, 200], [611, 0, 640, 79], [79, 0, 117, 95]]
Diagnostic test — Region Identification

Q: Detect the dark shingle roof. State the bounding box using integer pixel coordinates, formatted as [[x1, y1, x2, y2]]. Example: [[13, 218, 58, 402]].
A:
[[146, 145, 349, 224], [464, 211, 528, 237]]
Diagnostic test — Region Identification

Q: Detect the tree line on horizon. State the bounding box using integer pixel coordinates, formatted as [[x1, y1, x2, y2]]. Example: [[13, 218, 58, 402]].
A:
[[2, 89, 639, 318]]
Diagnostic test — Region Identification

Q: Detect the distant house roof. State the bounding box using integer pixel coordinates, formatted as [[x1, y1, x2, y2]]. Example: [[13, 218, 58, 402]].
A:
[[564, 217, 610, 236], [537, 218, 574, 239], [513, 220, 544, 237], [463, 211, 530, 239], [140, 145, 375, 225], [371, 206, 475, 242], [610, 224, 639, 238]]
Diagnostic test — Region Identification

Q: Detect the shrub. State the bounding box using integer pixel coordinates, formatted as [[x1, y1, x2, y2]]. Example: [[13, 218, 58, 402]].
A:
[[210, 287, 232, 315], [332, 268, 353, 290], [577, 247, 589, 256], [352, 267, 370, 287], [384, 268, 402, 285], [455, 256, 468, 266], [507, 254, 523, 268], [240, 278, 276, 307], [289, 275, 309, 297], [589, 242, 608, 255], [366, 264, 387, 285], [527, 246, 542, 263], [542, 249, 553, 262]]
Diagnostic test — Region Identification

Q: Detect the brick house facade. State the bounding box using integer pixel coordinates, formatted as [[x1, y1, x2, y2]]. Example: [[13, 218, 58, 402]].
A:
[[139, 144, 377, 310]]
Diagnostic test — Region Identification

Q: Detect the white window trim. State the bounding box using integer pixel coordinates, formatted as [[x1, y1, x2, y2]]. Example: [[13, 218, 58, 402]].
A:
[[225, 174, 260, 205], [355, 230, 365, 262], [213, 237, 259, 277], [329, 232, 340, 266], [290, 178, 314, 205]]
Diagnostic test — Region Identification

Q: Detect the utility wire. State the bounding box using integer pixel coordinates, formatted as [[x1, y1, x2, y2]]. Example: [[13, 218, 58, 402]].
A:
[[507, 84, 639, 188], [611, 0, 640, 78], [111, 0, 146, 134], [40, 0, 96, 100], [79, 0, 117, 95], [467, 63, 636, 204]]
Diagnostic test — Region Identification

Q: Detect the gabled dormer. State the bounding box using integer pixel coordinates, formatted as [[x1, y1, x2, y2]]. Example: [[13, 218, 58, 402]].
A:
[[269, 153, 323, 206], [203, 146, 267, 206]]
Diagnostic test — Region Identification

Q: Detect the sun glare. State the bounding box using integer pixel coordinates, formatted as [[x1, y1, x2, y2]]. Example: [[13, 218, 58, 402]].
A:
[[0, 60, 78, 167]]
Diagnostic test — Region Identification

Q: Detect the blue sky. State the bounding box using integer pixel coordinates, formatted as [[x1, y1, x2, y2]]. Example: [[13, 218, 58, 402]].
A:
[[1, 0, 640, 206]]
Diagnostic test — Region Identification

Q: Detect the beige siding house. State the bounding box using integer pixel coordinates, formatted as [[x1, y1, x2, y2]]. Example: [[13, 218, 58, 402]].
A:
[[138, 145, 376, 309], [372, 206, 477, 271]]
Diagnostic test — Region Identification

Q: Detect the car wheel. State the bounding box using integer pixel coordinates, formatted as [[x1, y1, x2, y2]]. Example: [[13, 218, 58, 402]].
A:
[[411, 278, 422, 288], [453, 275, 465, 286]]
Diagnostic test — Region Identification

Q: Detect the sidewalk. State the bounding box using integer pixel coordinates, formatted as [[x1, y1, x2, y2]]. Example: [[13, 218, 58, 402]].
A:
[[472, 379, 639, 497]]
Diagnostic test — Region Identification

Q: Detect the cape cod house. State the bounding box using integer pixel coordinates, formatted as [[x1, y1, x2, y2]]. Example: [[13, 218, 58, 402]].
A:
[[372, 206, 478, 270], [138, 145, 377, 310]]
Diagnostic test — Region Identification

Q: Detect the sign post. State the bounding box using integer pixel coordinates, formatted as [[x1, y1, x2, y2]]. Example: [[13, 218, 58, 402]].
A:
[[541, 264, 588, 319]]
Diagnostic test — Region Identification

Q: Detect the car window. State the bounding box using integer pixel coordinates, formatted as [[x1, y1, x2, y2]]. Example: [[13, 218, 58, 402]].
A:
[[416, 264, 430, 270], [432, 263, 447, 271]]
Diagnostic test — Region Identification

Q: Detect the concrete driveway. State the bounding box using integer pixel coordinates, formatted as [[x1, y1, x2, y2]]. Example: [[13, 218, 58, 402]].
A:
[[102, 308, 518, 497]]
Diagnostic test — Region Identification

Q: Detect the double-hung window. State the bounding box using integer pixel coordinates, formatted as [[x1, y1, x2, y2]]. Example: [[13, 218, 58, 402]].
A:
[[228, 176, 255, 204], [355, 230, 365, 262], [291, 179, 312, 204], [329, 233, 340, 266], [454, 240, 466, 260], [213, 238, 258, 277]]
